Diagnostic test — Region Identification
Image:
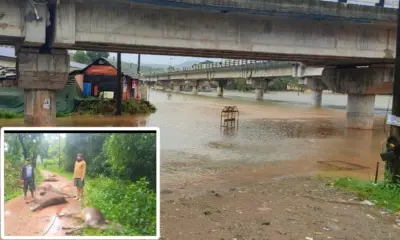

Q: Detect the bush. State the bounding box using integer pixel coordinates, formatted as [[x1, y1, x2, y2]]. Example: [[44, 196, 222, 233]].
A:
[[84, 176, 156, 236], [76, 99, 156, 115]]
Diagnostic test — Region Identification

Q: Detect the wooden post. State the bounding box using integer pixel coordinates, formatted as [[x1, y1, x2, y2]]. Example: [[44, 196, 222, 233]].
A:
[[115, 52, 122, 115]]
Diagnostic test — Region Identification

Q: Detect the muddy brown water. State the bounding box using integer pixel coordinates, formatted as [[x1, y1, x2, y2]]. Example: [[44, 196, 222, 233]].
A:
[[1, 90, 391, 236], [0, 90, 389, 184]]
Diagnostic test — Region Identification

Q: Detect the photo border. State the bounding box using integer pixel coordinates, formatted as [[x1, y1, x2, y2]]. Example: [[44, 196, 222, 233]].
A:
[[1, 127, 161, 240]]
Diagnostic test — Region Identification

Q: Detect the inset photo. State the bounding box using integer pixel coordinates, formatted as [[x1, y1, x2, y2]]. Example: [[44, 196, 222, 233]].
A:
[[1, 127, 160, 240]]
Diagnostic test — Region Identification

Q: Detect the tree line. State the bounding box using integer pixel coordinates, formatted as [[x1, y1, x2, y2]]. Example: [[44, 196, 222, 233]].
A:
[[5, 132, 157, 190]]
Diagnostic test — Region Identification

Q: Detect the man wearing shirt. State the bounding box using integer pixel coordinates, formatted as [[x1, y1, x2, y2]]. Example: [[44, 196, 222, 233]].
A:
[[73, 153, 86, 201], [20, 159, 35, 203]]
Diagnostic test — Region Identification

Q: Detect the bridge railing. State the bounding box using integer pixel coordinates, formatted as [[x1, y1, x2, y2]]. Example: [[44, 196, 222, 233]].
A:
[[322, 0, 398, 8], [160, 60, 295, 75]]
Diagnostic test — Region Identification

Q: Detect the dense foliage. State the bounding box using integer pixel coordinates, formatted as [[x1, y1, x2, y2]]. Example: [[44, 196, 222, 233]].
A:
[[75, 99, 156, 116], [4, 132, 157, 236]]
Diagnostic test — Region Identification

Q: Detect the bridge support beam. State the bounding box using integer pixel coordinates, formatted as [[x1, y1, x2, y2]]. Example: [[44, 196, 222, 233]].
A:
[[347, 94, 375, 129], [300, 77, 326, 108], [322, 65, 394, 130], [217, 80, 227, 98], [252, 79, 267, 100], [192, 80, 199, 95], [172, 80, 184, 93], [17, 48, 70, 126]]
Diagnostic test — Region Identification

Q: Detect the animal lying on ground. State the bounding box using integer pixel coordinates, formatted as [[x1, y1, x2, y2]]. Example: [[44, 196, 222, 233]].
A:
[[30, 183, 75, 212], [43, 176, 58, 182], [59, 207, 123, 234], [37, 183, 75, 198], [30, 191, 68, 212]]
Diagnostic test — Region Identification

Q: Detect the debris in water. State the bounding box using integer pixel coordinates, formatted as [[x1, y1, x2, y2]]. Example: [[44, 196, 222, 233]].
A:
[[360, 200, 375, 206], [305, 237, 313, 240]]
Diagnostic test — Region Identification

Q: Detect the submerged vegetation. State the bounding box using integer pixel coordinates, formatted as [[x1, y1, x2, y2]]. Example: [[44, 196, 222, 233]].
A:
[[0, 99, 156, 119], [75, 99, 156, 116]]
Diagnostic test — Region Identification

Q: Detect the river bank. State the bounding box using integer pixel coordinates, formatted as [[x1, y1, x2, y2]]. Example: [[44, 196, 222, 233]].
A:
[[161, 175, 400, 240]]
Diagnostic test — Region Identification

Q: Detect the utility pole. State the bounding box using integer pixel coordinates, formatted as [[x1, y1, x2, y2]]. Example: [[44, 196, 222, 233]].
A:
[[137, 54, 141, 76], [115, 52, 122, 115], [389, 2, 400, 183], [58, 134, 61, 168]]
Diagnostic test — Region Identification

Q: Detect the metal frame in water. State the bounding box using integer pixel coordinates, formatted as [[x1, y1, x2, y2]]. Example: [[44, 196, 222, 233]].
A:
[[220, 106, 239, 129]]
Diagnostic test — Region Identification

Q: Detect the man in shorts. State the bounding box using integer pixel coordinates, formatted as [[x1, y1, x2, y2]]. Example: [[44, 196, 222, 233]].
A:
[[20, 158, 35, 203], [73, 153, 86, 201]]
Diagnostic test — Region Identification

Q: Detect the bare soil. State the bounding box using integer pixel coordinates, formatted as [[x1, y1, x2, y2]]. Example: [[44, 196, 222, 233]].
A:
[[3, 170, 81, 237], [161, 175, 400, 240]]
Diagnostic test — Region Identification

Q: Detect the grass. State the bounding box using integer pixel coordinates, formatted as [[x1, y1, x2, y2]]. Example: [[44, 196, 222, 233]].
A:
[[0, 111, 71, 119], [39, 162, 157, 236], [334, 177, 400, 212]]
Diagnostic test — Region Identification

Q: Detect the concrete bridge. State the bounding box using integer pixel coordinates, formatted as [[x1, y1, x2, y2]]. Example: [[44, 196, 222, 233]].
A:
[[142, 59, 393, 115], [0, 0, 398, 129]]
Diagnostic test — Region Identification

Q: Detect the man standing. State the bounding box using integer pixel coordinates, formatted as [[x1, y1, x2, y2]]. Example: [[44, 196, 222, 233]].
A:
[[73, 153, 86, 201], [20, 159, 35, 204]]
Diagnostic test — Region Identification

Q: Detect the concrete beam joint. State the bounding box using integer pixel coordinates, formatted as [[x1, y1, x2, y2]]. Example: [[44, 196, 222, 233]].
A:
[[17, 50, 70, 90]]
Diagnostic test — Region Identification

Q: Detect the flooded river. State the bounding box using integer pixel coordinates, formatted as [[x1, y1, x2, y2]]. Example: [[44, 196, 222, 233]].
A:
[[0, 90, 390, 197]]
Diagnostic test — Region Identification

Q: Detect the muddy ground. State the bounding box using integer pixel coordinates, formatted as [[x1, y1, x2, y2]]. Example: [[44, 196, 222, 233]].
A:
[[3, 170, 80, 237], [161, 175, 400, 240]]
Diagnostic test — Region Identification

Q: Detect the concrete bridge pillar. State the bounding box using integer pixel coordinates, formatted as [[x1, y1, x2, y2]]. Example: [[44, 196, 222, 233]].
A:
[[217, 80, 228, 98], [322, 65, 394, 130], [172, 80, 183, 93], [17, 48, 70, 126], [192, 80, 199, 95], [252, 79, 270, 100], [347, 94, 375, 129], [300, 77, 327, 108]]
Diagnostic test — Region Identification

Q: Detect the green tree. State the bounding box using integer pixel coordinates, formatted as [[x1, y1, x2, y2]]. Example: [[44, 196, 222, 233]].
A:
[[16, 133, 47, 168], [4, 135, 23, 164], [103, 133, 157, 189], [86, 51, 110, 62], [72, 51, 91, 64]]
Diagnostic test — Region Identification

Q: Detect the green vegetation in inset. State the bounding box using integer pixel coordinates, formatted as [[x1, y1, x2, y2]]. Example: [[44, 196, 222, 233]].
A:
[[5, 132, 158, 236], [75, 99, 156, 116], [83, 176, 156, 236], [334, 177, 400, 212]]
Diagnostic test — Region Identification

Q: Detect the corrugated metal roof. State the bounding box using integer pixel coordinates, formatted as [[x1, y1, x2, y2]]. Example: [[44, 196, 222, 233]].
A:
[[70, 61, 87, 69]]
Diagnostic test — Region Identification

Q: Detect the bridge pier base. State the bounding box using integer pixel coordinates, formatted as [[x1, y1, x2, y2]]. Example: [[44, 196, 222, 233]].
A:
[[192, 80, 199, 95], [217, 80, 227, 98], [217, 86, 223, 97], [322, 65, 394, 130], [192, 85, 198, 95], [346, 94, 375, 130], [311, 89, 322, 108], [300, 77, 326, 108], [255, 88, 264, 100], [17, 49, 70, 126], [173, 85, 181, 93], [252, 79, 266, 100]]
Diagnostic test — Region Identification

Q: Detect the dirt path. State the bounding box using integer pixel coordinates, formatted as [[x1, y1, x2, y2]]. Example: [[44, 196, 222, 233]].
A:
[[161, 176, 400, 240], [4, 170, 81, 237]]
